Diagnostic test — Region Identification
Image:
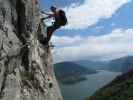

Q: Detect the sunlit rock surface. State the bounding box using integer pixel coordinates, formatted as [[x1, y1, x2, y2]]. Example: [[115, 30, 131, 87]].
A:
[[0, 0, 62, 100]]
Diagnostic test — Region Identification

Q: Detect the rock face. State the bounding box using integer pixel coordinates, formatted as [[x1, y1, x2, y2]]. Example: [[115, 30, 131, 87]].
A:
[[0, 0, 62, 100]]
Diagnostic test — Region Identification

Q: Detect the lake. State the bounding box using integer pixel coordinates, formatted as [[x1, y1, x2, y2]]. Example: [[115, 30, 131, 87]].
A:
[[59, 70, 121, 100]]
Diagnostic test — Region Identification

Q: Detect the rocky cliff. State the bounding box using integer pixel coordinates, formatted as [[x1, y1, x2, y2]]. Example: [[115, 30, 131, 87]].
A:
[[0, 0, 62, 100]]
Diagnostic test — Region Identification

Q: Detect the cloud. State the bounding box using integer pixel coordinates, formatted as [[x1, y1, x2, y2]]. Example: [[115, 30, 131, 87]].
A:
[[52, 35, 83, 47], [64, 0, 130, 30], [52, 28, 133, 63]]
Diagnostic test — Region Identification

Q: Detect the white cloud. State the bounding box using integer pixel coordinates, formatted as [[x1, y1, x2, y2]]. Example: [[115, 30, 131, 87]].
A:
[[64, 0, 130, 30], [52, 36, 81, 46], [52, 28, 133, 63]]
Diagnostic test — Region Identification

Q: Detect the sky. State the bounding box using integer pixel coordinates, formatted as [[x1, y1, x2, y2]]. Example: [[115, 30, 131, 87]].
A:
[[40, 0, 133, 63]]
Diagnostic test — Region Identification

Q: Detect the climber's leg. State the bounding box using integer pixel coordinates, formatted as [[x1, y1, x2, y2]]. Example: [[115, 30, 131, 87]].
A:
[[47, 26, 54, 42], [47, 24, 60, 42]]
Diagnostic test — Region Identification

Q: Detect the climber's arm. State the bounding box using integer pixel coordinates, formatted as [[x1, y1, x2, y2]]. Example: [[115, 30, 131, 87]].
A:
[[41, 16, 51, 21], [41, 11, 49, 15], [41, 11, 55, 21], [41, 11, 55, 17], [41, 14, 55, 21]]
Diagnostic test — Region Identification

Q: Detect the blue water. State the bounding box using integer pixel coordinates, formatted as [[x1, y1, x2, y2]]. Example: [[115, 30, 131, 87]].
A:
[[59, 70, 121, 100]]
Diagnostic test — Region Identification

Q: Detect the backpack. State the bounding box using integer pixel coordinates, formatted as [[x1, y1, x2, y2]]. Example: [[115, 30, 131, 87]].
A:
[[58, 10, 68, 26]]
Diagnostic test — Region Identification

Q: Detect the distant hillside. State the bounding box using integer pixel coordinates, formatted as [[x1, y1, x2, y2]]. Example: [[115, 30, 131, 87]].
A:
[[75, 60, 109, 70], [86, 70, 133, 100], [108, 56, 133, 72], [54, 62, 97, 84], [75, 56, 133, 73]]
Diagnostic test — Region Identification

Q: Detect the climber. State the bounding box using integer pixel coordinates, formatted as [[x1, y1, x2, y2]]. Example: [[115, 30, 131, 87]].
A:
[[40, 6, 68, 45]]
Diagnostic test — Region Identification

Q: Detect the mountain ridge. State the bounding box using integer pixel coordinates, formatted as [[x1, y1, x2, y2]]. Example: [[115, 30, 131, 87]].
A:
[[74, 56, 133, 72], [54, 61, 97, 84]]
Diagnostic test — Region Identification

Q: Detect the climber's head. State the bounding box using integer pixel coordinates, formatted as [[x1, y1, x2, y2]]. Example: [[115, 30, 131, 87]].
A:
[[51, 6, 57, 12]]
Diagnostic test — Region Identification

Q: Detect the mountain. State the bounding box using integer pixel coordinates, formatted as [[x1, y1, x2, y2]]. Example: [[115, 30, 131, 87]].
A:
[[75, 56, 133, 73], [75, 60, 109, 70], [86, 70, 133, 100], [54, 62, 97, 84], [108, 56, 133, 72]]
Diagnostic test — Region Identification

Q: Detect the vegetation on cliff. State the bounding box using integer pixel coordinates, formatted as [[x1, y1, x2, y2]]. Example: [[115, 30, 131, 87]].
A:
[[86, 70, 133, 100]]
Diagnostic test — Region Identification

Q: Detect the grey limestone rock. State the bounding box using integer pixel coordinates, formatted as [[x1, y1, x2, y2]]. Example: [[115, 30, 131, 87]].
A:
[[0, 0, 63, 100]]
